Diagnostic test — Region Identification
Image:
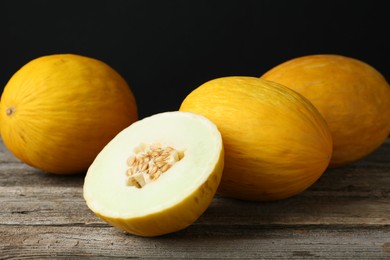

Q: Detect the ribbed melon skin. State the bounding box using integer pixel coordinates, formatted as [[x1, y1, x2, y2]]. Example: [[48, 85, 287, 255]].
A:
[[180, 76, 332, 201], [0, 54, 138, 174]]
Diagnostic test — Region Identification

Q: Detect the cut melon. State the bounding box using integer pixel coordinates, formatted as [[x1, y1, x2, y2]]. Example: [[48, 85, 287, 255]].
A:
[[83, 111, 224, 236]]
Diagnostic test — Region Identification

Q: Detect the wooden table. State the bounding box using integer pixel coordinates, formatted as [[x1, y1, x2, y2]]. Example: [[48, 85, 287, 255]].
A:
[[1, 138, 389, 259]]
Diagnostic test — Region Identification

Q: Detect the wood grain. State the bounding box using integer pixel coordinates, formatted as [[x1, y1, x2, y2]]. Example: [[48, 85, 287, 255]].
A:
[[1, 225, 389, 259], [1, 139, 389, 259]]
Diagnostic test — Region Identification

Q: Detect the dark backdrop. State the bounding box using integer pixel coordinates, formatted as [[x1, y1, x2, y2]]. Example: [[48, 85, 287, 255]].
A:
[[1, 0, 389, 118]]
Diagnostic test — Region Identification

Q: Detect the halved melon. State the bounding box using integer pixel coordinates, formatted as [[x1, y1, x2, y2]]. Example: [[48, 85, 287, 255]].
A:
[[83, 111, 224, 237]]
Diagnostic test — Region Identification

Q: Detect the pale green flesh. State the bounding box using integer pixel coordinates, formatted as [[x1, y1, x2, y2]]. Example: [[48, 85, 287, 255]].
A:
[[83, 111, 222, 218]]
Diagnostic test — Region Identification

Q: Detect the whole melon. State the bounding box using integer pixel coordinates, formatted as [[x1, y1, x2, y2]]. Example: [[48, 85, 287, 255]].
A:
[[180, 76, 332, 201], [262, 54, 390, 167], [0, 54, 138, 174]]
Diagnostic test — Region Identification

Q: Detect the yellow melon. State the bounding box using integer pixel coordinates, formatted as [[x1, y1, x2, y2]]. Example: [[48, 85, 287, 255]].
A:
[[180, 76, 332, 201], [83, 111, 224, 236], [0, 54, 138, 174], [262, 54, 390, 167]]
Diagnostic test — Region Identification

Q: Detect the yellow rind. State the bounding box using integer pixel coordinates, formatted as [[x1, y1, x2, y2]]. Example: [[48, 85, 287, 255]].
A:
[[180, 76, 332, 201], [261, 54, 390, 167], [0, 54, 138, 174]]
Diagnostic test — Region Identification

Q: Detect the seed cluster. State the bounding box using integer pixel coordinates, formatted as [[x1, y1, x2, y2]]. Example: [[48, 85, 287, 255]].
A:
[[126, 143, 182, 188]]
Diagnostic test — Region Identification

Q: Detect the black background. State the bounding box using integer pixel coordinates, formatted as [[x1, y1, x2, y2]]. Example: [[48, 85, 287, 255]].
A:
[[1, 0, 389, 118]]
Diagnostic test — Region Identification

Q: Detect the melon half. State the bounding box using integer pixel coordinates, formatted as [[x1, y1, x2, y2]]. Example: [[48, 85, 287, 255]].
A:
[[83, 111, 224, 236]]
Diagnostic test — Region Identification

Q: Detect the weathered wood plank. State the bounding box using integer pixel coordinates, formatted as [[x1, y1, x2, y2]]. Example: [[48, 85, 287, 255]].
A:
[[1, 138, 389, 258], [1, 225, 389, 259], [1, 140, 389, 196], [1, 161, 389, 197], [0, 140, 389, 227], [1, 185, 389, 227], [1, 167, 389, 227]]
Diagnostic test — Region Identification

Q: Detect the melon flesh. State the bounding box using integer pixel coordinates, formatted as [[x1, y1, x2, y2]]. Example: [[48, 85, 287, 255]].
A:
[[83, 111, 224, 236]]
